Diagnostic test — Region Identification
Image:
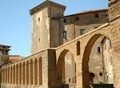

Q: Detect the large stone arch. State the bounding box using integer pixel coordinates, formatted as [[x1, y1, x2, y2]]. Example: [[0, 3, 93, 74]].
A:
[[82, 33, 113, 88], [56, 49, 75, 86]]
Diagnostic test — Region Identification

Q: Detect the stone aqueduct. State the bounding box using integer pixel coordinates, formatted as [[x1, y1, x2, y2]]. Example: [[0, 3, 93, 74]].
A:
[[1, 0, 120, 88]]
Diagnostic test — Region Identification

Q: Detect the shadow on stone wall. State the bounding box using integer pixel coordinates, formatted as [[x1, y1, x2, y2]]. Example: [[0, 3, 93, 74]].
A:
[[91, 84, 114, 88]]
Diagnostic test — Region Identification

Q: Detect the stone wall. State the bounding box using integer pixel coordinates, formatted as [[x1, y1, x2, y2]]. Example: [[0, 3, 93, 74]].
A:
[[56, 16, 120, 88], [0, 49, 56, 88], [59, 9, 109, 44]]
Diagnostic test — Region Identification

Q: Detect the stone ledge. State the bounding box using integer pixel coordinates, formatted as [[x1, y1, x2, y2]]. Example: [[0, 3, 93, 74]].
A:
[[110, 15, 120, 22]]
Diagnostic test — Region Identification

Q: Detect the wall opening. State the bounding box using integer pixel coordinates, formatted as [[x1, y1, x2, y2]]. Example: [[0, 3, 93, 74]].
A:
[[57, 49, 76, 87], [82, 34, 114, 88]]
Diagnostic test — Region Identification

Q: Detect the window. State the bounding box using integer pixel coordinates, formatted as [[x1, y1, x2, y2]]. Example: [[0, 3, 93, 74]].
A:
[[39, 38, 40, 42], [95, 13, 99, 18], [105, 12, 108, 17], [97, 47, 101, 53], [63, 31, 67, 39], [110, 56, 112, 65], [69, 78, 71, 83], [77, 41, 80, 55], [63, 19, 66, 23], [94, 27, 98, 29], [0, 51, 2, 55], [75, 17, 79, 21], [99, 72, 102, 76], [38, 17, 40, 22], [80, 29, 86, 35]]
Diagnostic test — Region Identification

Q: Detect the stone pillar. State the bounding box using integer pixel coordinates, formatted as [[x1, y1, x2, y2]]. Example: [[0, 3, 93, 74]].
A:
[[76, 61, 83, 88]]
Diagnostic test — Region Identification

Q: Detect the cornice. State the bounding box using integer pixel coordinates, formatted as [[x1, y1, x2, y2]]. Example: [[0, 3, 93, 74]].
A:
[[29, 1, 66, 15]]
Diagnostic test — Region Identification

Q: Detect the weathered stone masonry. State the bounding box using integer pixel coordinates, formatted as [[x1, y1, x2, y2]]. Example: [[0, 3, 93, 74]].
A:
[[0, 49, 56, 88], [1, 0, 120, 88]]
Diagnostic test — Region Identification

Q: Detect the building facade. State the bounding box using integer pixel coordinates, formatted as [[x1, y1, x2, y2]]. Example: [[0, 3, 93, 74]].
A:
[[1, 0, 120, 88], [0, 44, 10, 67]]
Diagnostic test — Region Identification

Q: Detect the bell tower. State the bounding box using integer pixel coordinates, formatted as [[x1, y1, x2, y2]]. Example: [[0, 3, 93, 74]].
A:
[[108, 0, 120, 21], [30, 0, 66, 54]]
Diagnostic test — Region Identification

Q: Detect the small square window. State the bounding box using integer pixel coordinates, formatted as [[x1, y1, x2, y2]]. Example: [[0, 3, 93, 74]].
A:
[[95, 13, 99, 18], [63, 19, 66, 23], [75, 17, 79, 21], [80, 29, 86, 35]]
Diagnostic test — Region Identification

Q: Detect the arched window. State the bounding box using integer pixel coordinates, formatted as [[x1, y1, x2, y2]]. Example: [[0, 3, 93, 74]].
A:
[[19, 63, 22, 84], [16, 64, 18, 84], [26, 61, 29, 84], [77, 41, 80, 55], [39, 57, 42, 85], [34, 58, 37, 85], [30, 59, 33, 84], [23, 62, 25, 84]]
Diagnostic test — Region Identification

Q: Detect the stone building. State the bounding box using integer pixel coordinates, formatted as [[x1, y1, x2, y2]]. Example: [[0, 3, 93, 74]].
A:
[[0, 44, 10, 66], [0, 0, 120, 88]]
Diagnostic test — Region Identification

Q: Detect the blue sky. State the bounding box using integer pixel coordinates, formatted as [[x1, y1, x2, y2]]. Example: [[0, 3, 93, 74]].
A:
[[0, 0, 108, 56]]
